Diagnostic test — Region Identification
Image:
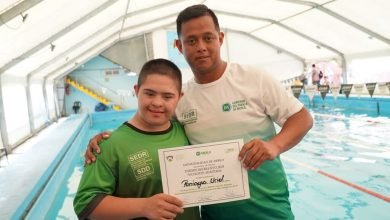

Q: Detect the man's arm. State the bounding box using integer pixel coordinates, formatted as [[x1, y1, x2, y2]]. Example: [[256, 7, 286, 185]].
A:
[[84, 132, 110, 165], [269, 107, 313, 153], [239, 107, 313, 170]]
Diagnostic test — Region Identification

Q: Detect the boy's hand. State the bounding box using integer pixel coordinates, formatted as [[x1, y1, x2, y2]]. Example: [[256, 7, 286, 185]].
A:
[[84, 131, 111, 165], [144, 193, 184, 220]]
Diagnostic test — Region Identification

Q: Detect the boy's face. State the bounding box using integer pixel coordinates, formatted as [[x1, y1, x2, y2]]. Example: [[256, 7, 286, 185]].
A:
[[175, 15, 224, 76], [133, 74, 182, 131]]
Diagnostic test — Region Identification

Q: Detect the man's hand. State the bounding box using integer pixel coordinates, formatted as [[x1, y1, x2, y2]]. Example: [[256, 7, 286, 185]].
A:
[[238, 139, 280, 170], [143, 193, 184, 220], [84, 131, 111, 165]]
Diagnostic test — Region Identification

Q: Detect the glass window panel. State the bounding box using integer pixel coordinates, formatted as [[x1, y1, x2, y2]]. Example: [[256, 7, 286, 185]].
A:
[[1, 75, 30, 145], [46, 81, 56, 120], [30, 82, 47, 129], [349, 56, 390, 83]]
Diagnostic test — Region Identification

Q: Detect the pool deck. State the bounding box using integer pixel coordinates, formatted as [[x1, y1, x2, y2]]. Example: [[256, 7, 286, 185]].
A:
[[0, 114, 87, 220]]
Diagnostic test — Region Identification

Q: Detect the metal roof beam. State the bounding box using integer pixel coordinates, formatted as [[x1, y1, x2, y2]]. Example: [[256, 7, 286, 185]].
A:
[[215, 10, 344, 57], [228, 29, 305, 63], [14, 0, 195, 78], [0, 0, 43, 27], [0, 0, 119, 74], [277, 0, 390, 45], [50, 14, 178, 81]]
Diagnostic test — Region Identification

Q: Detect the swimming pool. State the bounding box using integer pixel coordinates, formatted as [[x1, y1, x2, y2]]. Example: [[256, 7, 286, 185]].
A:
[[23, 105, 390, 219]]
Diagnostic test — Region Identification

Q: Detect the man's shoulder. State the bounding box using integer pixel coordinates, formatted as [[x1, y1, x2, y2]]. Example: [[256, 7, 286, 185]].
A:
[[227, 63, 270, 82], [229, 62, 267, 74]]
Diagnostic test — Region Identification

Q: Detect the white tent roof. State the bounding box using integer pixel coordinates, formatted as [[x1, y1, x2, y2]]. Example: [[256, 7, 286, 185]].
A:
[[1, 0, 389, 80]]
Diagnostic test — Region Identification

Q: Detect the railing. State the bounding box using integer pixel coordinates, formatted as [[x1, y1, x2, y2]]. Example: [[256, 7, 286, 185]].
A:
[[66, 77, 121, 111]]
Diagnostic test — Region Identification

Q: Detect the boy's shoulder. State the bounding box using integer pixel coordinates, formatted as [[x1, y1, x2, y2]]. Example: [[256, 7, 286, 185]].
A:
[[99, 123, 129, 146]]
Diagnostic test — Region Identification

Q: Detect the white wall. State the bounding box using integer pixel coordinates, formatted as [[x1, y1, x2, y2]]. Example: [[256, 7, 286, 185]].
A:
[[65, 56, 139, 115]]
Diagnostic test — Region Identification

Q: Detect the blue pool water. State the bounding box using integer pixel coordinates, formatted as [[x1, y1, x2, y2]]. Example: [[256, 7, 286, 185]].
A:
[[284, 112, 390, 219], [24, 105, 390, 219]]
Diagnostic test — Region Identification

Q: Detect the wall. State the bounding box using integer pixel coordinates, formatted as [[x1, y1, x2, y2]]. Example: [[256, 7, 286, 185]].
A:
[[65, 56, 138, 115]]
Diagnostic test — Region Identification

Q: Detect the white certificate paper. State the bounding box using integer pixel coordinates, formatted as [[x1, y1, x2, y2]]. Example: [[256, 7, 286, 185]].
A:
[[158, 139, 250, 207]]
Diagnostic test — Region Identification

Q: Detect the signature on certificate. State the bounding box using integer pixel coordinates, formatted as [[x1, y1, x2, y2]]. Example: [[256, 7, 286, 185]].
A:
[[182, 175, 225, 188]]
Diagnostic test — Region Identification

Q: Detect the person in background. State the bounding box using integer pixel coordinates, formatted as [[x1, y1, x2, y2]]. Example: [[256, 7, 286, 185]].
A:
[[322, 75, 330, 86], [73, 58, 200, 220], [85, 4, 313, 220], [311, 64, 320, 85], [299, 72, 308, 85], [318, 70, 324, 82]]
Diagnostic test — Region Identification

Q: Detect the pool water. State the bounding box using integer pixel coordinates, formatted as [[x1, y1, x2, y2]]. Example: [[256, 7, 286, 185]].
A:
[[29, 108, 390, 219], [284, 110, 390, 219]]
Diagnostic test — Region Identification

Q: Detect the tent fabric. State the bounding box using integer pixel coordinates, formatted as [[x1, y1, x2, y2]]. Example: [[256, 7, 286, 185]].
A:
[[1, 0, 389, 80]]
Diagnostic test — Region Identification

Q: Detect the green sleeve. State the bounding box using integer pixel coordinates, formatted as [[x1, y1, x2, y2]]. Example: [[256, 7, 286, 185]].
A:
[[73, 151, 117, 217]]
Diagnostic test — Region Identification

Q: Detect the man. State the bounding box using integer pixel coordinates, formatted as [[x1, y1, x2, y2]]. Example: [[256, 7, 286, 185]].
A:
[[86, 4, 313, 219], [311, 64, 320, 85]]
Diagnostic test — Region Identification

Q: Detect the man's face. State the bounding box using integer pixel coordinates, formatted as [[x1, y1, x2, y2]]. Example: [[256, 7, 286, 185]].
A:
[[134, 74, 182, 131], [176, 15, 224, 76]]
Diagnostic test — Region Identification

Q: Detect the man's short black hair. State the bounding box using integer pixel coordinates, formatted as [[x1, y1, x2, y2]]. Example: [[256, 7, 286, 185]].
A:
[[176, 4, 220, 38]]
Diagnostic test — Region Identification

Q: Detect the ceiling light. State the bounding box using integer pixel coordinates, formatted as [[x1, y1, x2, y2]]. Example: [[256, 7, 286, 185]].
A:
[[20, 12, 28, 22], [50, 43, 55, 51]]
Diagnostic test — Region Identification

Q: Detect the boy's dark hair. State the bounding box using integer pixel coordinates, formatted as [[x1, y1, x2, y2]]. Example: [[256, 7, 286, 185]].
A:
[[138, 58, 182, 93], [176, 4, 220, 38]]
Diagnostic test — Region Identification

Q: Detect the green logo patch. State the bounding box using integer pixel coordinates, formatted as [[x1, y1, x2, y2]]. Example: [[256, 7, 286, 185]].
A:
[[222, 103, 231, 112]]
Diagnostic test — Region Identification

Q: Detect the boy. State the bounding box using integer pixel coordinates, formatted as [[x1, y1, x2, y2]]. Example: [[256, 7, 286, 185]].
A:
[[73, 58, 200, 220]]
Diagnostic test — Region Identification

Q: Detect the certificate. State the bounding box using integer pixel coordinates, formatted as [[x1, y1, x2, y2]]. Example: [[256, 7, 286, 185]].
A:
[[158, 139, 250, 207]]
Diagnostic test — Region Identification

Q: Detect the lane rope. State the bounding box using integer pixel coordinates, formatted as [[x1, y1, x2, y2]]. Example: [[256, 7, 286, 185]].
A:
[[282, 155, 390, 203], [313, 112, 390, 124]]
